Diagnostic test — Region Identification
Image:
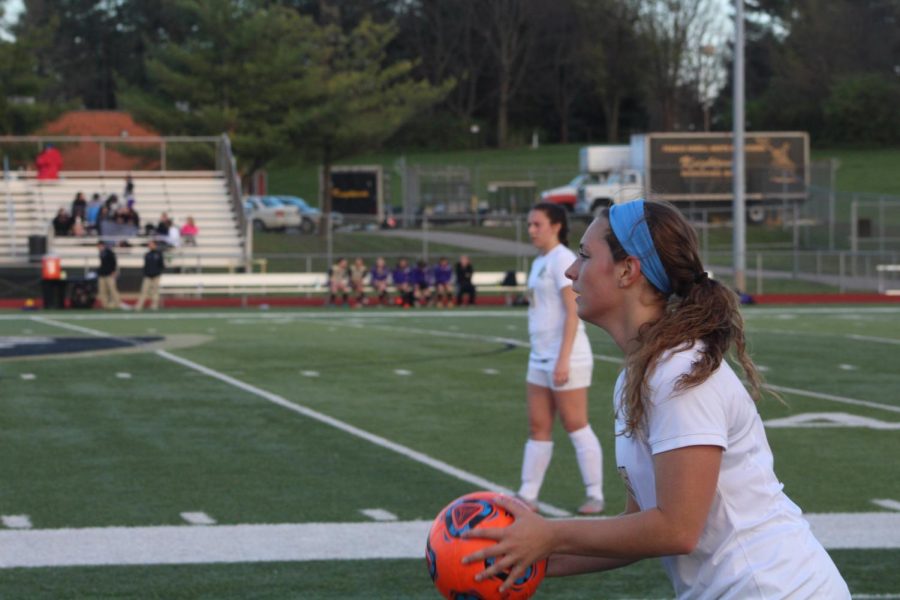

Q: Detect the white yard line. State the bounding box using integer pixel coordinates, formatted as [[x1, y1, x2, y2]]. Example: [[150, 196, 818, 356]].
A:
[[0, 512, 897, 568], [180, 512, 217, 526], [872, 499, 900, 512], [847, 334, 900, 346], [360, 509, 398, 522], [32, 317, 571, 520], [1, 515, 32, 529]]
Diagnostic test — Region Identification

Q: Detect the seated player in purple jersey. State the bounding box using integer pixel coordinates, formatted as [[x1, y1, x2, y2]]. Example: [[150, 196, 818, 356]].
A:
[[411, 260, 432, 306], [391, 257, 413, 307], [369, 256, 391, 305], [432, 256, 454, 307]]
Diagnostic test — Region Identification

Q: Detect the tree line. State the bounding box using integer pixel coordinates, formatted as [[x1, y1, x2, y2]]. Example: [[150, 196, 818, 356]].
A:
[[0, 0, 897, 174]]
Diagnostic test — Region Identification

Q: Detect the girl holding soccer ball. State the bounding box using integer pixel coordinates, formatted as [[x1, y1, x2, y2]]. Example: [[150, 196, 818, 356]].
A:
[[464, 199, 850, 598]]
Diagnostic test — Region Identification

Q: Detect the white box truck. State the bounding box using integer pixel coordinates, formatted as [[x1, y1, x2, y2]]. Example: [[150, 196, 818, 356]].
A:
[[575, 132, 809, 221]]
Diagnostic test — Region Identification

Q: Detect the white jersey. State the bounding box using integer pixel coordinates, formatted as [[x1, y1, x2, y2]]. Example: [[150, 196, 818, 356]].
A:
[[614, 345, 849, 599], [526, 244, 592, 366]]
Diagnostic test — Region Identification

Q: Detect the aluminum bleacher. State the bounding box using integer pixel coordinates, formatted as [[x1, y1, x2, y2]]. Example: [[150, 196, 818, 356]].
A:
[[2, 171, 246, 271]]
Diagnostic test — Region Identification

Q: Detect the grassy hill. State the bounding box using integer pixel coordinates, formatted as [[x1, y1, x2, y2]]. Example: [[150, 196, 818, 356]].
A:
[[268, 144, 900, 207]]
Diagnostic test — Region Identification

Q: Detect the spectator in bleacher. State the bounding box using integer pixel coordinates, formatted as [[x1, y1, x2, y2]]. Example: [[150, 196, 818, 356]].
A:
[[411, 260, 432, 306], [165, 219, 182, 249], [52, 207, 72, 236], [328, 257, 350, 306], [391, 257, 412, 307], [86, 193, 103, 232], [110, 208, 139, 247], [135, 240, 165, 311], [455, 254, 476, 306], [71, 216, 86, 237], [71, 192, 87, 222], [145, 212, 171, 239], [119, 204, 140, 229], [432, 256, 454, 307], [369, 257, 390, 305], [180, 216, 199, 246], [124, 174, 135, 201], [35, 144, 62, 180], [157, 213, 171, 235], [105, 193, 119, 213], [349, 257, 367, 307], [96, 241, 125, 309]]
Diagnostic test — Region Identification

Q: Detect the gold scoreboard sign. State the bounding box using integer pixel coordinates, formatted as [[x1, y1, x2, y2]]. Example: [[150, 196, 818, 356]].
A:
[[643, 132, 809, 201]]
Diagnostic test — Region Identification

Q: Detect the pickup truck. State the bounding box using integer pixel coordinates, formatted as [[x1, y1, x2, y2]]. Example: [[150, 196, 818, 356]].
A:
[[574, 169, 645, 216]]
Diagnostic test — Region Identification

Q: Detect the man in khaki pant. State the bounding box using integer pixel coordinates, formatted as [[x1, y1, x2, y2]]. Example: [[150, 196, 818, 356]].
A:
[[135, 240, 165, 311], [96, 241, 123, 309]]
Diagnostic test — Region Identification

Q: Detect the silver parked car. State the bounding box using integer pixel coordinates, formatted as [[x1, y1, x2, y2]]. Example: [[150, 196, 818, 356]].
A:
[[243, 196, 302, 232], [275, 195, 345, 232]]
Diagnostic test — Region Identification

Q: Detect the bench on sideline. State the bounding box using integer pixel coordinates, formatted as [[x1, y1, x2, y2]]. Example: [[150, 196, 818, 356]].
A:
[[876, 264, 900, 295], [158, 271, 528, 297]]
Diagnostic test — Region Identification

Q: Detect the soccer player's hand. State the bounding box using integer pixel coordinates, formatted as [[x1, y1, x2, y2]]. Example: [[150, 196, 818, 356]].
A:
[[553, 362, 570, 387], [461, 495, 554, 593]]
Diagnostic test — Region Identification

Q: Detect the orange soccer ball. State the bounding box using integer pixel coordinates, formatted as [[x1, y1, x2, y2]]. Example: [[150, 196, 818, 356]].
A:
[[425, 491, 547, 600]]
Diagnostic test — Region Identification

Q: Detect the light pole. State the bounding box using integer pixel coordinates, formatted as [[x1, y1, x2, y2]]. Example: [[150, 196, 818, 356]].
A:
[[732, 0, 746, 293]]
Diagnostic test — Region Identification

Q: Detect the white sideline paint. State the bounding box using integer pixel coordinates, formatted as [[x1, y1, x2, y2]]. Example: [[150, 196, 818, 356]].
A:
[[765, 384, 900, 415], [394, 369, 412, 376], [839, 364, 858, 371], [32, 317, 572, 521], [116, 372, 132, 379], [180, 512, 216, 526], [20, 373, 35, 380], [482, 368, 499, 375], [300, 370, 319, 377], [2, 515, 32, 529], [0, 512, 897, 569], [360, 509, 397, 522], [848, 333, 900, 346], [872, 499, 900, 512], [764, 413, 900, 430]]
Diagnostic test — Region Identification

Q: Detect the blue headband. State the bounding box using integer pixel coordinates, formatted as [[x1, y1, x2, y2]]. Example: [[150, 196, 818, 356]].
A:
[[608, 199, 672, 295]]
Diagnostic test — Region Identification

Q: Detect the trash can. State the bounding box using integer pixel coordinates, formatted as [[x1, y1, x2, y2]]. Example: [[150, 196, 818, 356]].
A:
[[28, 235, 47, 263], [41, 280, 67, 310]]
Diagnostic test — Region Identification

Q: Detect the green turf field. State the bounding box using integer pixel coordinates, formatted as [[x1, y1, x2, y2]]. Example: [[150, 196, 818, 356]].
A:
[[1, 306, 898, 598]]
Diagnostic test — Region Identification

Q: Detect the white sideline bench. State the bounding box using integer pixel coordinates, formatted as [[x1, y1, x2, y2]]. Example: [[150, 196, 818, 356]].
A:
[[158, 271, 528, 297], [876, 264, 900, 295]]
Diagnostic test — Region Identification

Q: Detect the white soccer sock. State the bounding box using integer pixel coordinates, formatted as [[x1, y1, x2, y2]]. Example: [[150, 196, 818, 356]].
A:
[[569, 425, 604, 501], [518, 439, 554, 501]]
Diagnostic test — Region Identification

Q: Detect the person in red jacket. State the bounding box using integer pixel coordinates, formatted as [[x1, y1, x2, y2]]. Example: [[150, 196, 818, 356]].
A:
[[36, 145, 63, 180]]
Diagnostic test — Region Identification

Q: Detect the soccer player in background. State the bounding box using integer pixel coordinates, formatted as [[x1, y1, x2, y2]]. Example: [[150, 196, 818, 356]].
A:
[[391, 257, 412, 308], [464, 199, 850, 598], [328, 257, 350, 306], [411, 260, 432, 306], [516, 202, 605, 515], [349, 257, 368, 307], [369, 256, 391, 305], [432, 256, 454, 307]]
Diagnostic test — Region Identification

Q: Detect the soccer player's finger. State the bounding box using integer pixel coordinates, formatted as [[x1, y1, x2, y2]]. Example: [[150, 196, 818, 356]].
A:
[[473, 554, 515, 582], [461, 526, 502, 543], [460, 541, 499, 566], [498, 563, 529, 593], [496, 494, 528, 516]]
